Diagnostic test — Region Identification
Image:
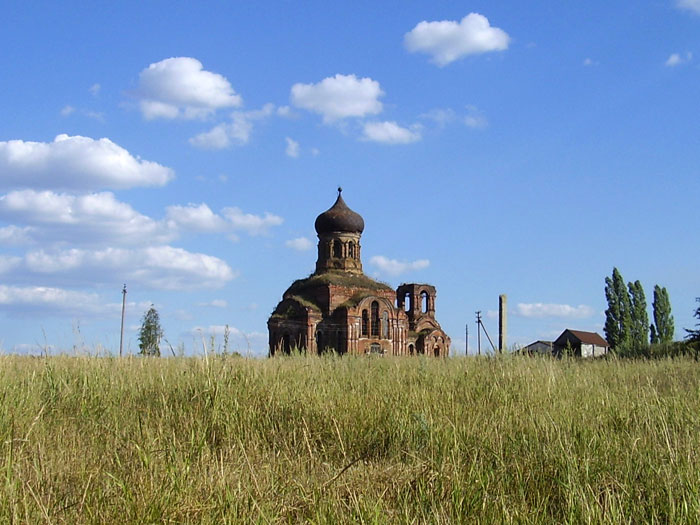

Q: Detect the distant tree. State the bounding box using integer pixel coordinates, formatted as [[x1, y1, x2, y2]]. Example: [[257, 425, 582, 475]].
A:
[[138, 305, 163, 356], [650, 285, 674, 344], [604, 268, 632, 350], [628, 280, 649, 353], [685, 299, 700, 343]]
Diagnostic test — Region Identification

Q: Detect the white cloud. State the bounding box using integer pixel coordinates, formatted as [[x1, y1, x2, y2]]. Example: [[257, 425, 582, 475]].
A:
[[0, 285, 102, 316], [665, 52, 692, 67], [173, 309, 194, 321], [0, 255, 22, 274], [222, 207, 283, 236], [0, 190, 174, 245], [362, 121, 421, 144], [0, 194, 286, 243], [666, 53, 682, 67], [514, 303, 596, 319], [464, 105, 488, 128], [0, 134, 174, 191], [0, 190, 281, 254], [369, 255, 430, 276], [190, 324, 242, 337], [285, 137, 300, 158], [0, 285, 149, 320], [89, 83, 101, 96], [165, 203, 228, 233], [0, 225, 34, 245], [135, 246, 236, 289], [277, 105, 294, 117], [137, 57, 241, 120], [291, 74, 384, 122], [583, 58, 598, 67], [13, 246, 236, 290], [163, 203, 284, 238], [404, 13, 510, 66], [198, 299, 227, 308], [285, 237, 313, 251], [189, 104, 275, 150], [230, 105, 275, 141], [60, 105, 105, 121], [677, 0, 700, 13], [420, 108, 457, 127], [188, 124, 230, 150], [83, 110, 105, 122], [420, 106, 486, 129]]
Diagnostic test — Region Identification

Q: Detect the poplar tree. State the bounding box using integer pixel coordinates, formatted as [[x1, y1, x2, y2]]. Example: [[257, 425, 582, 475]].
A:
[[604, 268, 632, 350], [628, 280, 649, 352], [138, 305, 163, 356], [650, 285, 674, 344]]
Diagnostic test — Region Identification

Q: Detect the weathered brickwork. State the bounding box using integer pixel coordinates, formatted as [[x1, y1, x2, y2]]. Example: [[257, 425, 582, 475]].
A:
[[268, 190, 450, 356]]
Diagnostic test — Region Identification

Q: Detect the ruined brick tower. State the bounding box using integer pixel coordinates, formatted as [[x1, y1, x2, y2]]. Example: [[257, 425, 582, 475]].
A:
[[268, 189, 450, 356]]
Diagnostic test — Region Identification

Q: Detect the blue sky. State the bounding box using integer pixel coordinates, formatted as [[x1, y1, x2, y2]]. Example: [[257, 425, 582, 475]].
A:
[[1, 1, 699, 356]]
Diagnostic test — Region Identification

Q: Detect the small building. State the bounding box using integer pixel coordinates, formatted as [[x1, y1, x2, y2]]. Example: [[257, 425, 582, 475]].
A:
[[268, 189, 450, 356], [519, 340, 554, 356], [553, 329, 609, 358]]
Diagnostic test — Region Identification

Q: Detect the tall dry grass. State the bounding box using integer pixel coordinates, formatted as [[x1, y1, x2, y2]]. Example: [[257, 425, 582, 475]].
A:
[[1, 354, 699, 523]]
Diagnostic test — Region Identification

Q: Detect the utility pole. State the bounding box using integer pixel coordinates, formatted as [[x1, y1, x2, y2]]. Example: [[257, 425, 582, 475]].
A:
[[476, 310, 497, 354], [476, 311, 482, 356], [465, 323, 469, 356], [498, 294, 507, 354], [119, 284, 127, 357]]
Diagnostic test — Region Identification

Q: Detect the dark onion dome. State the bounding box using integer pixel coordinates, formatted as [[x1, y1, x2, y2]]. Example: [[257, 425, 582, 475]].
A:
[[314, 188, 364, 235]]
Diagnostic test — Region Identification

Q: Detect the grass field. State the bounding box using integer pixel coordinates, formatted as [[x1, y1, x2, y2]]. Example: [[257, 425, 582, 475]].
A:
[[1, 354, 699, 524]]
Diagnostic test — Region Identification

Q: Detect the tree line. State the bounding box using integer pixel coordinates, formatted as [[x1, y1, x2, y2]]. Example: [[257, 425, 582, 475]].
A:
[[604, 267, 699, 357]]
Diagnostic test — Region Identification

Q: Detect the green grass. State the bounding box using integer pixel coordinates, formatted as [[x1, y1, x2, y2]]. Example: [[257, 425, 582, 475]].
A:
[[2, 354, 700, 523]]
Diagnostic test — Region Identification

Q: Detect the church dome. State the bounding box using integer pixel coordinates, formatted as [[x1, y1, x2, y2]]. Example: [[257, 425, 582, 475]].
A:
[[314, 188, 364, 235]]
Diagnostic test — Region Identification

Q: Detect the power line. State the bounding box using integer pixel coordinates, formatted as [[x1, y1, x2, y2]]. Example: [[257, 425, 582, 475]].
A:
[[475, 310, 496, 355]]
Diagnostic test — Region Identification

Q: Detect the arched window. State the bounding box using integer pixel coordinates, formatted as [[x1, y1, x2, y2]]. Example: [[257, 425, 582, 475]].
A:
[[348, 241, 355, 259], [434, 346, 440, 357], [333, 240, 342, 258], [381, 311, 389, 339], [421, 291, 428, 313], [408, 344, 415, 356], [404, 293, 411, 312], [371, 301, 379, 337], [283, 334, 291, 354], [361, 310, 368, 336]]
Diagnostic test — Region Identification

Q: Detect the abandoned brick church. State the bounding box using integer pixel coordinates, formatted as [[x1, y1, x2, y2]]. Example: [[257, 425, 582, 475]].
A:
[[268, 189, 450, 356]]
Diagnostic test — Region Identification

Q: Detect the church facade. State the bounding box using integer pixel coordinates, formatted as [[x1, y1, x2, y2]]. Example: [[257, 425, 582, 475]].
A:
[[268, 190, 450, 357]]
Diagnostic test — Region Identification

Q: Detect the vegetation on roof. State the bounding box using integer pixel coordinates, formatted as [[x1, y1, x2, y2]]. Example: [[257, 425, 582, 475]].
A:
[[337, 292, 376, 309], [270, 295, 321, 319], [286, 271, 393, 296]]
